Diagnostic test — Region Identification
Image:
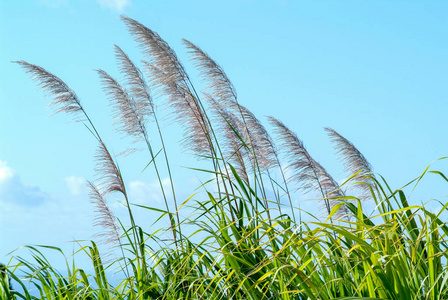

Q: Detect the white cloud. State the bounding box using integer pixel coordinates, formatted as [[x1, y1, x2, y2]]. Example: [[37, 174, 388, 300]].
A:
[[0, 161, 14, 181], [0, 161, 50, 206], [96, 0, 130, 12], [64, 176, 85, 195], [0, 175, 96, 269], [129, 180, 159, 204], [128, 178, 172, 204]]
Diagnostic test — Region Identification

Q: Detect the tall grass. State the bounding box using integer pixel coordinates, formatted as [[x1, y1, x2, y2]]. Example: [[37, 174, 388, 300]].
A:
[[5, 16, 448, 299]]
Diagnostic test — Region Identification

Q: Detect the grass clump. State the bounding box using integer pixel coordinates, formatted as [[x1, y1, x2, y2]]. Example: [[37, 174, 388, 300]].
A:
[[4, 16, 448, 299]]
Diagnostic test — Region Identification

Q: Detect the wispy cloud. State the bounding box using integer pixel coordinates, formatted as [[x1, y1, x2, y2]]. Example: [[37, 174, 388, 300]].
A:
[[64, 176, 85, 195], [0, 162, 95, 262], [0, 161, 14, 181], [0, 161, 50, 206], [128, 178, 172, 204], [97, 0, 131, 12]]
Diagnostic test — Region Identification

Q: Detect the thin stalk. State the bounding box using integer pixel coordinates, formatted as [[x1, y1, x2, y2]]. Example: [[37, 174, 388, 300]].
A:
[[152, 113, 182, 243], [142, 130, 179, 247]]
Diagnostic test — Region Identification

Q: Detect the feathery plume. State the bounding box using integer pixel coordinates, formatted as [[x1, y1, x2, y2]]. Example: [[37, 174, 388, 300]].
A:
[[143, 62, 212, 157], [268, 116, 323, 193], [94, 140, 125, 196], [121, 16, 188, 89], [183, 39, 237, 103], [14, 60, 104, 142], [181, 40, 278, 171], [206, 95, 249, 182], [224, 102, 293, 216], [114, 45, 154, 113], [269, 117, 346, 217], [121, 16, 212, 157], [232, 103, 278, 172], [13, 61, 85, 119], [97, 69, 147, 142], [87, 181, 121, 247], [93, 140, 143, 262], [325, 127, 375, 200]]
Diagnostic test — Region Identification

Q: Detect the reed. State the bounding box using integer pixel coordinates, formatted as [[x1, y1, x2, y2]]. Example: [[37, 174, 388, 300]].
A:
[[6, 16, 448, 299]]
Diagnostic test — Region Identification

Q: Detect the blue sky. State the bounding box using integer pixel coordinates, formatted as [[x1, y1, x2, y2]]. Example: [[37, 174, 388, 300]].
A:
[[1, 0, 448, 269]]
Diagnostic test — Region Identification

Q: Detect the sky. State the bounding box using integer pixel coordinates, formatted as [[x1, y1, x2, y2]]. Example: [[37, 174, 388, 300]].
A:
[[1, 0, 448, 270]]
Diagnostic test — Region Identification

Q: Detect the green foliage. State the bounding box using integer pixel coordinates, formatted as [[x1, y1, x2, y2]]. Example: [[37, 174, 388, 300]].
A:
[[7, 16, 448, 299]]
